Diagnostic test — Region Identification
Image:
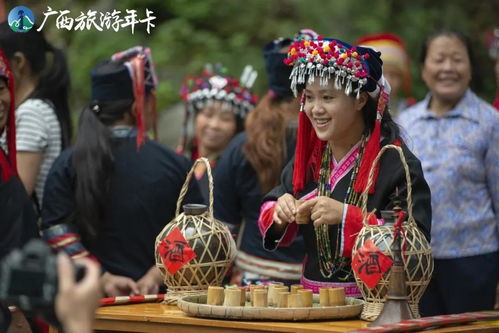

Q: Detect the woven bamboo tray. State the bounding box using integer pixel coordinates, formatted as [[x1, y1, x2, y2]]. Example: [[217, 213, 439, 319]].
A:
[[177, 293, 363, 321]]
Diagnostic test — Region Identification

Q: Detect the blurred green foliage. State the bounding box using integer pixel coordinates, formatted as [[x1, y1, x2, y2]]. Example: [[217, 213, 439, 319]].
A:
[[9, 0, 499, 114]]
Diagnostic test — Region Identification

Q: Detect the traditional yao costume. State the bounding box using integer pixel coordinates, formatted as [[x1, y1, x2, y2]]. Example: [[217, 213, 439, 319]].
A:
[[41, 47, 202, 281], [258, 36, 432, 297]]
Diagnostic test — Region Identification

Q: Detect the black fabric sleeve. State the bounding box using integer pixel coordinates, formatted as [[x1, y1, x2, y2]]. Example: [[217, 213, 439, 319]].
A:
[[377, 144, 432, 241], [213, 141, 243, 225], [41, 149, 76, 229], [0, 178, 37, 260]]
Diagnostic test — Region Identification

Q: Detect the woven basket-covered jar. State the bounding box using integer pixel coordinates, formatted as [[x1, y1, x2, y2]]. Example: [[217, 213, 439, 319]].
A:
[[352, 145, 433, 321], [155, 158, 236, 304]]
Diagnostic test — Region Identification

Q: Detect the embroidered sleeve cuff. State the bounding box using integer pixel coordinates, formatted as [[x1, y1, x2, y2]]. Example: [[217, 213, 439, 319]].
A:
[[258, 201, 299, 251], [41, 224, 99, 263]]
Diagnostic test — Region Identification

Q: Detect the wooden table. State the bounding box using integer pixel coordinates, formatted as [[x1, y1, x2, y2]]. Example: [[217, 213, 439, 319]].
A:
[[48, 303, 499, 333]]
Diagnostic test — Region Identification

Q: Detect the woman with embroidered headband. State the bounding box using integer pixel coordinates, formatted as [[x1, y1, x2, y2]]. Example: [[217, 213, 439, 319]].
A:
[[258, 36, 432, 297], [214, 30, 319, 286], [41, 47, 203, 296], [178, 65, 258, 201]]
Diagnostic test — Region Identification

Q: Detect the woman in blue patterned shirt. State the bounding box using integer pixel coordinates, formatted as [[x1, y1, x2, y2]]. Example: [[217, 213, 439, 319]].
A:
[[398, 29, 499, 316]]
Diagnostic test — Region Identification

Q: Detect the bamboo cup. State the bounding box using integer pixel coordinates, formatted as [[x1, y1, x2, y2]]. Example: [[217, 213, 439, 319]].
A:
[[277, 291, 290, 308], [224, 288, 242, 307], [295, 200, 310, 224], [253, 289, 268, 307], [249, 285, 265, 306], [272, 286, 289, 306], [328, 287, 346, 306], [290, 284, 304, 294], [207, 286, 224, 306], [319, 287, 330, 306], [267, 282, 284, 306], [298, 289, 313, 307], [288, 293, 303, 307], [239, 287, 247, 306]]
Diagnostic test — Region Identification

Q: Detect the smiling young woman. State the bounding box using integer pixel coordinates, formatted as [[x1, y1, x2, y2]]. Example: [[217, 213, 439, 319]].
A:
[[178, 66, 258, 202], [258, 35, 432, 297]]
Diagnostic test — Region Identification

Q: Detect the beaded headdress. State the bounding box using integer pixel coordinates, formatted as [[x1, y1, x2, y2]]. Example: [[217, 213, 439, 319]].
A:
[[180, 64, 258, 118], [284, 36, 391, 195], [177, 64, 258, 156]]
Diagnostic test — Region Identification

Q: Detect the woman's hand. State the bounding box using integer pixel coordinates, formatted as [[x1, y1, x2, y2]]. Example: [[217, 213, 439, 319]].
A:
[[273, 193, 296, 225], [55, 253, 102, 333], [136, 266, 163, 295], [297, 196, 345, 227], [101, 272, 139, 297]]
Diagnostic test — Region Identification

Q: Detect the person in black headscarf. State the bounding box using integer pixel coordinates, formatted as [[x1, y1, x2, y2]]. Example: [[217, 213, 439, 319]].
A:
[[41, 47, 203, 296]]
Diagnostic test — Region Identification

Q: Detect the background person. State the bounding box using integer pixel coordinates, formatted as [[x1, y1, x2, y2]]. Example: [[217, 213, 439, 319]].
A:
[[213, 31, 318, 285], [41, 47, 203, 296], [356, 32, 415, 116], [398, 29, 499, 315], [0, 22, 72, 212], [177, 65, 258, 201]]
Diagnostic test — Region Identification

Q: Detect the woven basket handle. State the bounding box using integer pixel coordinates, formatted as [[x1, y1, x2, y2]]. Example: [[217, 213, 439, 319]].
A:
[[359, 144, 415, 227], [175, 157, 214, 218]]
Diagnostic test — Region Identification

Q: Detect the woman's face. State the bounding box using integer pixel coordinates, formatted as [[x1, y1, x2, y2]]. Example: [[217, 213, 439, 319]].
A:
[[195, 100, 237, 155], [304, 80, 365, 144], [0, 79, 10, 131], [384, 66, 403, 98], [422, 35, 471, 103]]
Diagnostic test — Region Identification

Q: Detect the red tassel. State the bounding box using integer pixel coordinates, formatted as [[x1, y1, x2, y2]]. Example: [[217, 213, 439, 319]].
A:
[[131, 56, 146, 149], [0, 49, 17, 181], [292, 111, 311, 194], [354, 119, 381, 194]]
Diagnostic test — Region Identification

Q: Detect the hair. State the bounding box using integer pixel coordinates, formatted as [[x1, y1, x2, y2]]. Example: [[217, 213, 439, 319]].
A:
[[243, 93, 299, 193], [419, 29, 474, 65], [0, 22, 72, 147], [71, 99, 133, 241], [362, 94, 400, 143], [419, 28, 480, 91]]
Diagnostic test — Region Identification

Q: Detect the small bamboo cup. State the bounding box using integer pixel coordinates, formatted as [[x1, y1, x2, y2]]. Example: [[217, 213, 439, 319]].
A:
[[249, 285, 264, 306], [207, 286, 224, 306], [267, 282, 284, 306], [224, 288, 242, 307], [290, 284, 304, 294], [277, 291, 290, 308], [295, 200, 310, 224], [253, 289, 268, 307], [288, 293, 303, 307], [272, 286, 289, 306], [328, 287, 346, 306], [319, 287, 330, 306], [298, 289, 313, 307], [239, 287, 247, 306]]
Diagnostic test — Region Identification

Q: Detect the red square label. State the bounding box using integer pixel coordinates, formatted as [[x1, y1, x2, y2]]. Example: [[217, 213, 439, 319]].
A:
[[157, 227, 196, 275], [352, 239, 393, 289]]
